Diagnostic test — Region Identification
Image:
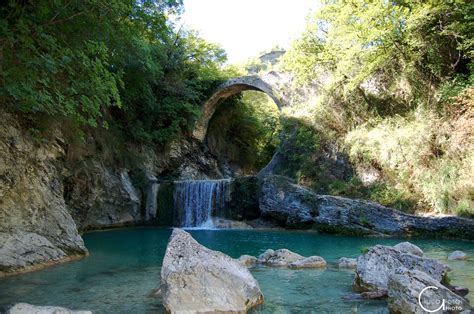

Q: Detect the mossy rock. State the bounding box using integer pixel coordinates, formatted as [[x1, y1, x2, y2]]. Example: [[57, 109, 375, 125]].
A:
[[226, 176, 261, 220]]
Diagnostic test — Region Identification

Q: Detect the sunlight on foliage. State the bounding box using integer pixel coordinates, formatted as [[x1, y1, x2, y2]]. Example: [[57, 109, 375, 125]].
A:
[[279, 0, 473, 215]]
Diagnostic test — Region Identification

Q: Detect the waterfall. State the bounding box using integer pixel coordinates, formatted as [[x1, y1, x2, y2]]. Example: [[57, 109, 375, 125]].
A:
[[173, 179, 231, 228]]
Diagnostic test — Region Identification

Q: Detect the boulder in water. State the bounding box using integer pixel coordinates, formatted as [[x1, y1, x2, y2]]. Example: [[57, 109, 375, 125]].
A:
[[353, 245, 451, 292], [238, 254, 258, 267], [448, 250, 469, 260], [6, 303, 91, 314], [259, 249, 305, 267], [394, 242, 423, 256], [257, 249, 275, 264], [288, 256, 326, 269], [338, 257, 357, 269], [388, 267, 471, 314], [160, 229, 263, 313]]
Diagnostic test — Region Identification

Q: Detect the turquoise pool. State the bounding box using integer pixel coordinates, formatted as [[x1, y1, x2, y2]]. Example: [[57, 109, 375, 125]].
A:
[[0, 228, 473, 313]]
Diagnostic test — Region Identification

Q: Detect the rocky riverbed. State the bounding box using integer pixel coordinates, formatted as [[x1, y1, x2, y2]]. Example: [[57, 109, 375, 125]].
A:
[[162, 229, 471, 313]]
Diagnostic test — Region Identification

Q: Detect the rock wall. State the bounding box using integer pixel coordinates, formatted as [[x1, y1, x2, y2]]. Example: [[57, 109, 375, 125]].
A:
[[259, 175, 474, 239], [0, 111, 87, 275], [64, 162, 142, 231], [0, 110, 223, 274], [64, 138, 222, 231], [224, 176, 261, 221]]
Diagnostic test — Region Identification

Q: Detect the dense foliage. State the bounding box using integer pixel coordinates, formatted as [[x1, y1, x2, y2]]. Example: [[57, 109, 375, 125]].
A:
[[0, 0, 229, 145], [282, 0, 473, 216], [1, 0, 472, 216], [206, 91, 280, 174]]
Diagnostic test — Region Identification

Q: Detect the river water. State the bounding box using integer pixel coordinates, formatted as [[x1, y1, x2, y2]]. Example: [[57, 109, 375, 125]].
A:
[[0, 228, 473, 313]]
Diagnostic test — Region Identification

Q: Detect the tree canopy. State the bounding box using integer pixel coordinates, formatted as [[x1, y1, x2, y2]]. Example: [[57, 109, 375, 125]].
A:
[[0, 0, 230, 144], [280, 0, 473, 216]]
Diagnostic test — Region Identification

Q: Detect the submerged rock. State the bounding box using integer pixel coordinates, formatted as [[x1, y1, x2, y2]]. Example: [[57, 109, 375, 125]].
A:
[[394, 242, 424, 256], [160, 229, 263, 313], [353, 245, 451, 292], [342, 290, 388, 301], [6, 303, 91, 314], [388, 267, 471, 314], [338, 257, 357, 269], [448, 250, 469, 260], [288, 256, 326, 269], [259, 249, 305, 267], [445, 284, 470, 297], [238, 254, 258, 267], [212, 218, 253, 229]]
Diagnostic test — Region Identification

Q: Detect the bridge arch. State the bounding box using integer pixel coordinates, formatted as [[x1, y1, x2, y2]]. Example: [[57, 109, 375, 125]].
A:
[[192, 75, 284, 141]]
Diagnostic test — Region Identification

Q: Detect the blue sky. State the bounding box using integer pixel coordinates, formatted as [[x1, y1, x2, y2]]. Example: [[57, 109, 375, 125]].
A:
[[180, 0, 318, 64]]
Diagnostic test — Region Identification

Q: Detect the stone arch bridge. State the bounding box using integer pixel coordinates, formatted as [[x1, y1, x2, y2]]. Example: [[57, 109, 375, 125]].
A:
[[192, 72, 288, 141]]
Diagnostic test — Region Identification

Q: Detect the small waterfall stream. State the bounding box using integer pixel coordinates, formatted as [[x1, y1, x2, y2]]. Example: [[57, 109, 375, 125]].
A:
[[173, 179, 231, 228]]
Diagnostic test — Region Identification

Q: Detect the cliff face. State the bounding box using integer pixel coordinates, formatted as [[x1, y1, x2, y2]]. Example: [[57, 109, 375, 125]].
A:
[[0, 110, 223, 274], [0, 111, 87, 275], [64, 162, 142, 231]]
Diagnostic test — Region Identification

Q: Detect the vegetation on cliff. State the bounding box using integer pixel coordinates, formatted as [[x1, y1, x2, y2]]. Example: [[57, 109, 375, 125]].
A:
[[281, 1, 473, 216], [1, 0, 472, 216]]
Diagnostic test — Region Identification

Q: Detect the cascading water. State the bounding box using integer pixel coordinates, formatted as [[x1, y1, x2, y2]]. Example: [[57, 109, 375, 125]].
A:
[[173, 179, 231, 228]]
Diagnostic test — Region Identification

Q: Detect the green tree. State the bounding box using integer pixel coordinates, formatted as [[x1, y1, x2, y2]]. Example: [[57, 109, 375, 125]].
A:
[[0, 0, 229, 145]]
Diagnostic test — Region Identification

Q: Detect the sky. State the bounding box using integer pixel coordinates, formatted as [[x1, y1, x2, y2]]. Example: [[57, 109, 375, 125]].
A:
[[179, 0, 318, 64]]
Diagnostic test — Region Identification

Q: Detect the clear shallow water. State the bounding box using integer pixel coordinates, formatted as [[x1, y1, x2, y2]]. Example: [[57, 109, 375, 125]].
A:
[[0, 228, 473, 313]]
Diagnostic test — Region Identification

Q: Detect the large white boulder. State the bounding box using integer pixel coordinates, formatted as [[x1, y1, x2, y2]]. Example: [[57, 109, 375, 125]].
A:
[[288, 256, 326, 269], [160, 229, 264, 313], [258, 248, 305, 267], [388, 267, 471, 313], [354, 245, 451, 292]]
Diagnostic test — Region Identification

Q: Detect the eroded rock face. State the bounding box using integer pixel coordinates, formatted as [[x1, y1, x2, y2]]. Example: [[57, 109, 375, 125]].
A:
[[259, 176, 318, 228], [5, 303, 91, 314], [388, 267, 471, 314], [160, 229, 263, 313], [288, 256, 326, 269], [353, 245, 451, 292], [259, 175, 474, 240], [0, 232, 69, 274], [65, 163, 142, 230], [394, 242, 424, 256], [0, 111, 87, 275]]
